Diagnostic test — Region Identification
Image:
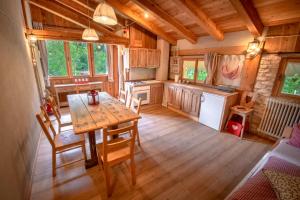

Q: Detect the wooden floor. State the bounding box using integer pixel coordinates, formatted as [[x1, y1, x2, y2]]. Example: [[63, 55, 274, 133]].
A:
[[30, 106, 271, 200]]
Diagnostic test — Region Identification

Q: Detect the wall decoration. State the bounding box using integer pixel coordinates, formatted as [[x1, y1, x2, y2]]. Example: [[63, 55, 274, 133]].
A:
[[215, 55, 245, 87]]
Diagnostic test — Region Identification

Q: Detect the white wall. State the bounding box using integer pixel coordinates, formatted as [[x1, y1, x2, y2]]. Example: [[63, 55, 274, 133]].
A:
[[0, 0, 41, 199], [156, 38, 170, 81], [177, 31, 254, 50]]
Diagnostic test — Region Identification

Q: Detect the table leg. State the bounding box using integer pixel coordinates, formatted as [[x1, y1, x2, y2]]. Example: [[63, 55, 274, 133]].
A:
[[85, 130, 98, 169]]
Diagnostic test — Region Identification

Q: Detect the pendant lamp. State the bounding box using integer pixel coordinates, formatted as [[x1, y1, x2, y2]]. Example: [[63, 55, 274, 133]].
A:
[[82, 28, 99, 41], [82, 0, 99, 41], [93, 1, 118, 26]]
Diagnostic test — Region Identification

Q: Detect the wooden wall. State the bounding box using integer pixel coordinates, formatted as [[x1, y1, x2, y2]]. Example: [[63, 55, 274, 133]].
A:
[[0, 1, 41, 199], [129, 23, 157, 49]]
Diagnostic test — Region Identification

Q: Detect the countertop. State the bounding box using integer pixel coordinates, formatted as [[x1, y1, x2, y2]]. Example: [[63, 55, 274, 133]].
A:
[[164, 81, 239, 97]]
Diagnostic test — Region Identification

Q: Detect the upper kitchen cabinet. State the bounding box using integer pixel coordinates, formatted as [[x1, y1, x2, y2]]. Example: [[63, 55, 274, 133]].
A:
[[125, 48, 161, 68]]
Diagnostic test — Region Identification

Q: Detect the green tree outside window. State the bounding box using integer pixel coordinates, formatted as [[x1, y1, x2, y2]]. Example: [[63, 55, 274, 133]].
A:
[[93, 44, 108, 74], [46, 40, 67, 76], [69, 42, 89, 76]]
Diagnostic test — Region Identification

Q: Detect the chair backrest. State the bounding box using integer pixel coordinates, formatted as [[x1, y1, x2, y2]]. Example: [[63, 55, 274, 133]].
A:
[[119, 90, 127, 105], [36, 106, 57, 148], [130, 97, 141, 114], [102, 120, 138, 163], [240, 91, 257, 108], [126, 93, 133, 108]]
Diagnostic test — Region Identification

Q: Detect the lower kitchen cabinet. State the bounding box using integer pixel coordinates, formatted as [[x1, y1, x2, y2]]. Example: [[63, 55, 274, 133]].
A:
[[164, 82, 238, 131], [150, 83, 164, 105], [181, 88, 202, 117]]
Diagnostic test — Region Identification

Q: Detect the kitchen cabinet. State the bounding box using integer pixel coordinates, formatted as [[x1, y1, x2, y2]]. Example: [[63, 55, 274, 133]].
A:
[[126, 48, 160, 68], [164, 82, 238, 130], [181, 88, 202, 117], [167, 85, 182, 109], [150, 83, 163, 105]]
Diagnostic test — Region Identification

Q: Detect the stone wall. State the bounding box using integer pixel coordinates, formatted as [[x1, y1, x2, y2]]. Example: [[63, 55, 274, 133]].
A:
[[0, 0, 41, 199], [251, 54, 281, 133]]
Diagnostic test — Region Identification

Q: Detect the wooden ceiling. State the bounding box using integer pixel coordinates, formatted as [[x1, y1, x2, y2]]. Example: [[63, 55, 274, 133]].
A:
[[27, 0, 300, 44]]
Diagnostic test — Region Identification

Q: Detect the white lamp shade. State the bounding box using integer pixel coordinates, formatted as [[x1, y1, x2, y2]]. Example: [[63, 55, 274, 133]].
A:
[[82, 28, 99, 41], [93, 2, 118, 26]]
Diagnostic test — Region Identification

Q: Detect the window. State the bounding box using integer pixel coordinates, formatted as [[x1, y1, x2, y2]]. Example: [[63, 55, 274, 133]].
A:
[[182, 60, 196, 80], [273, 58, 300, 98], [69, 42, 90, 76], [46, 40, 67, 77], [93, 44, 108, 74], [281, 60, 300, 96], [182, 59, 207, 83], [197, 60, 207, 82]]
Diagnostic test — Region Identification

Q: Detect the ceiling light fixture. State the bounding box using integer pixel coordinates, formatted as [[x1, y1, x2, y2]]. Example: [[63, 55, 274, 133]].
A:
[[144, 12, 149, 18], [82, 0, 99, 41], [246, 39, 262, 59], [28, 34, 37, 42], [93, 1, 118, 26]]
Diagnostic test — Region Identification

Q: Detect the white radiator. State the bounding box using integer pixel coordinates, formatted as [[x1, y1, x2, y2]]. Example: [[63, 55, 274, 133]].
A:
[[258, 97, 300, 138]]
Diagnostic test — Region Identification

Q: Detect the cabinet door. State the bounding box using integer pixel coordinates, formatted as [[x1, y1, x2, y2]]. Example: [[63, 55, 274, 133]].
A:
[[147, 49, 155, 67], [154, 49, 160, 68], [150, 83, 163, 104], [167, 85, 182, 109], [138, 48, 147, 67], [189, 90, 202, 117], [180, 88, 201, 117], [129, 48, 138, 68], [181, 88, 192, 113]]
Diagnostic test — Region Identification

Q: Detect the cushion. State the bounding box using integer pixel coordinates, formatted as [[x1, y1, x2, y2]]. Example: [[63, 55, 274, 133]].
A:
[[263, 169, 300, 200], [287, 124, 300, 148]]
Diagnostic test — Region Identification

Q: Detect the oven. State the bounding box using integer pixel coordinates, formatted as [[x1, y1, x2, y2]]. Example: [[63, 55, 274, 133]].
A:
[[132, 85, 150, 105]]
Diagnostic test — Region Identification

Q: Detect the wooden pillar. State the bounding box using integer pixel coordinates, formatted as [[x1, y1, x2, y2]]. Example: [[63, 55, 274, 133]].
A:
[[239, 53, 262, 91]]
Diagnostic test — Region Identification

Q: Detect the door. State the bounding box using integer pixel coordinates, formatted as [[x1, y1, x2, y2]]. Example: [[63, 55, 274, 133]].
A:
[[199, 92, 225, 131]]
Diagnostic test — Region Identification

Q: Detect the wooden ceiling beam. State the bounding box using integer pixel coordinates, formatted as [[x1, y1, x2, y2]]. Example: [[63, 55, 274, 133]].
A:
[[29, 0, 129, 44], [229, 0, 264, 36], [105, 0, 177, 45], [131, 0, 197, 44], [172, 0, 224, 41], [54, 0, 115, 31], [26, 28, 129, 44]]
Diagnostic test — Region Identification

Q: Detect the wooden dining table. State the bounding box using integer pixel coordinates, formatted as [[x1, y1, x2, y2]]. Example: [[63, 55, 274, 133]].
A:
[[67, 92, 140, 168]]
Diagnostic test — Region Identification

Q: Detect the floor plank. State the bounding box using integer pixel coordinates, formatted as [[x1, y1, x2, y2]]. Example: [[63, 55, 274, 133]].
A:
[[30, 106, 271, 200]]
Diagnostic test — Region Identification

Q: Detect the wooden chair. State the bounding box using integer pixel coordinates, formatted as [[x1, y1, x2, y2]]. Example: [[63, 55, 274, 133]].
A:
[[36, 106, 87, 177], [129, 97, 142, 145], [119, 90, 127, 105], [226, 91, 257, 139], [96, 120, 138, 197], [47, 95, 72, 132]]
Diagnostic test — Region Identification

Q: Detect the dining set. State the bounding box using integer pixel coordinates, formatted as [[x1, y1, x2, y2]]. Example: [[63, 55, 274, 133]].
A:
[[36, 89, 141, 196]]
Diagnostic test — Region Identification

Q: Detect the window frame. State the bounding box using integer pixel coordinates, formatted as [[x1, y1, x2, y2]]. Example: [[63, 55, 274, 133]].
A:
[[181, 57, 207, 84], [47, 41, 108, 80], [272, 57, 300, 100]]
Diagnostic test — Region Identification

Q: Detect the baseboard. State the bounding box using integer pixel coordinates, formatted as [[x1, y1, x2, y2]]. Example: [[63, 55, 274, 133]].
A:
[[167, 106, 199, 122], [24, 130, 42, 200]]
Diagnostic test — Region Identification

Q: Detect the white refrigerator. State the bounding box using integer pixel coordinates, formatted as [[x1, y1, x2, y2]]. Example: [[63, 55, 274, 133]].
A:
[[199, 92, 225, 131]]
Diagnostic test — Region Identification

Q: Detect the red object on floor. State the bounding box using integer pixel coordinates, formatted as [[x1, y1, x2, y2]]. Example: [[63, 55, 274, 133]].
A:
[[45, 103, 53, 115], [227, 121, 243, 137]]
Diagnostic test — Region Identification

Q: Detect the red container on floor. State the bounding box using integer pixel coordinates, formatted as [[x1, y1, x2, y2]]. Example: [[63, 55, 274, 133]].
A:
[[226, 121, 243, 137]]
